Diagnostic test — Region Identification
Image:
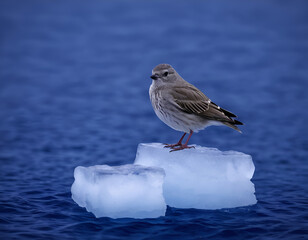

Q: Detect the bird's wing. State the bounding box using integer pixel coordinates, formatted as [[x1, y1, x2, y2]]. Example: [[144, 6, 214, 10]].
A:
[[170, 85, 211, 114], [170, 85, 238, 122]]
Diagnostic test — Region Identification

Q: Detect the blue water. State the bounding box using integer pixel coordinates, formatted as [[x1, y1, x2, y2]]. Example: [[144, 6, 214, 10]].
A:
[[0, 0, 307, 239]]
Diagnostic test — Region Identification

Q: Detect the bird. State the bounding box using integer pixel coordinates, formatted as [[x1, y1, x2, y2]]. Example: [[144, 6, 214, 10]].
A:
[[149, 63, 243, 152]]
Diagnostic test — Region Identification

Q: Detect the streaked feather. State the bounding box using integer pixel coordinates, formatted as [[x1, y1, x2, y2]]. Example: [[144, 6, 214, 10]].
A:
[[169, 85, 243, 131]]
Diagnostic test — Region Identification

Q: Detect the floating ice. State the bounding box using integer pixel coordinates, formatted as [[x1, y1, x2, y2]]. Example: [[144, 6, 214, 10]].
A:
[[71, 164, 166, 219], [71, 144, 257, 218], [134, 143, 257, 209]]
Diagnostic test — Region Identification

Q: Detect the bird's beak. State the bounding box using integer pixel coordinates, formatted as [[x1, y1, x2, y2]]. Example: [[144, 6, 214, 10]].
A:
[[150, 74, 159, 80]]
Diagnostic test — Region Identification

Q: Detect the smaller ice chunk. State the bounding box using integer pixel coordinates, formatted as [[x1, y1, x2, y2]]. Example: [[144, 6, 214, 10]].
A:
[[71, 164, 166, 219], [135, 143, 257, 209]]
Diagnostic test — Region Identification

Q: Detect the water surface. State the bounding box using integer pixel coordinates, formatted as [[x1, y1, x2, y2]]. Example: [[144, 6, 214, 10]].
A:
[[0, 1, 307, 239]]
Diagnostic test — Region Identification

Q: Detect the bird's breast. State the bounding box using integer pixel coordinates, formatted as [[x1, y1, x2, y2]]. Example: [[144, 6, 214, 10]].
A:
[[149, 86, 188, 132]]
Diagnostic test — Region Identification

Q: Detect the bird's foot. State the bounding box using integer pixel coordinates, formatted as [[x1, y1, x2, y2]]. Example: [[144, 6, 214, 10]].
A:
[[170, 145, 195, 152], [164, 143, 182, 148]]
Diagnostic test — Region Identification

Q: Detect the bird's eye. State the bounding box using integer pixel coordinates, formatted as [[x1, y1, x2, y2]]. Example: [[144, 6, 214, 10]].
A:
[[163, 72, 169, 77]]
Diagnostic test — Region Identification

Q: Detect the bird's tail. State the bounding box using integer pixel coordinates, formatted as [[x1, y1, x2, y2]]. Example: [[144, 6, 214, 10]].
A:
[[223, 120, 243, 133]]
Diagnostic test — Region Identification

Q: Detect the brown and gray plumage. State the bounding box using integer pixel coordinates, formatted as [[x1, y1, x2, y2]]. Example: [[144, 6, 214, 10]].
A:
[[149, 63, 243, 151]]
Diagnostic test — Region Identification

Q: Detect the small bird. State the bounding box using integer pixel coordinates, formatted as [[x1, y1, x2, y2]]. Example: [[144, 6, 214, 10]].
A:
[[149, 63, 243, 152]]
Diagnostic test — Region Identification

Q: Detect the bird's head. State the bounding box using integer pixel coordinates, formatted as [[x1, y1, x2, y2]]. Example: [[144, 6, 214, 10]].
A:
[[150, 64, 179, 84]]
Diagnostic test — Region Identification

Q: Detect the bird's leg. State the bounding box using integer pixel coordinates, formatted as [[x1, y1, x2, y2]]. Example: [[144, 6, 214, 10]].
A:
[[170, 130, 195, 152], [164, 133, 186, 148]]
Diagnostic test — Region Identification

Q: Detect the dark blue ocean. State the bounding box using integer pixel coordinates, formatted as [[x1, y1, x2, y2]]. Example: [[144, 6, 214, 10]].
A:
[[0, 0, 307, 239]]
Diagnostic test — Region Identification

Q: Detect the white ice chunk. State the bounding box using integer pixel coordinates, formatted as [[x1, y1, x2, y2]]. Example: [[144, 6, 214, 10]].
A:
[[71, 164, 166, 219], [134, 143, 257, 209]]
